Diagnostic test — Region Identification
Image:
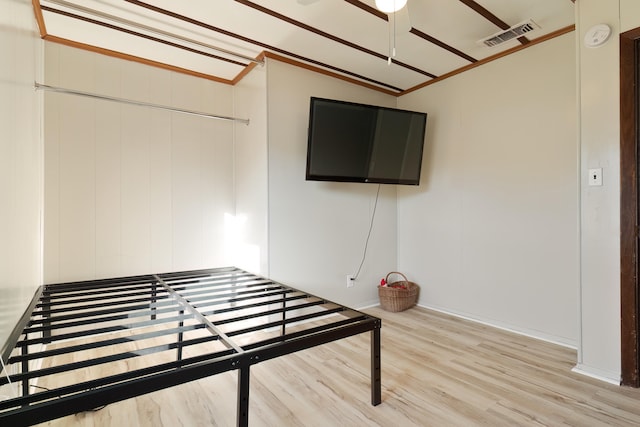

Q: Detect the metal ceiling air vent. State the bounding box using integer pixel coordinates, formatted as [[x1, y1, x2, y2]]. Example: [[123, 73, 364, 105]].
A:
[[479, 19, 540, 47]]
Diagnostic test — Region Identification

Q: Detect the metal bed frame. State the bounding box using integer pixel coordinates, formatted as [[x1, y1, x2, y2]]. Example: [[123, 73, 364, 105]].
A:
[[0, 267, 381, 426]]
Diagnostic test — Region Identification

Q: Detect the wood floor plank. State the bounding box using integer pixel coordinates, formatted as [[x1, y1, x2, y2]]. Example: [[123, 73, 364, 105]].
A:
[[33, 306, 640, 426]]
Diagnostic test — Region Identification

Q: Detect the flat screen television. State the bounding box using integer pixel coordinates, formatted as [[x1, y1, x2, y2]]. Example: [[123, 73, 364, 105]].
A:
[[305, 97, 427, 185]]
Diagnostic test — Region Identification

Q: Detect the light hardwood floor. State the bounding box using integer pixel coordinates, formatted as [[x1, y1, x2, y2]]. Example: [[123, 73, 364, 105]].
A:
[[38, 306, 640, 426]]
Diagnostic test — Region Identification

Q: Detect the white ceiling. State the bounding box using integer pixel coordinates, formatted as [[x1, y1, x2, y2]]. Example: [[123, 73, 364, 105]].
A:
[[37, 0, 576, 94]]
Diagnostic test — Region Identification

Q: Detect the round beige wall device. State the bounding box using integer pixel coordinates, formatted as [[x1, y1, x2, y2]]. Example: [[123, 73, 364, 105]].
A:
[[584, 24, 611, 48]]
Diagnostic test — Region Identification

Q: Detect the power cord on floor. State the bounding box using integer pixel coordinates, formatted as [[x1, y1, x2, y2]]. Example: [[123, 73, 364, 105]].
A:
[[27, 383, 107, 413], [77, 387, 108, 413], [33, 384, 108, 413], [30, 384, 50, 391]]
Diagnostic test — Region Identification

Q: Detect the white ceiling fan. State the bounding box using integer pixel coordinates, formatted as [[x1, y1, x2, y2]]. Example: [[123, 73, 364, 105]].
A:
[[297, 0, 412, 33], [297, 0, 412, 63], [375, 0, 412, 33], [375, 0, 412, 64]]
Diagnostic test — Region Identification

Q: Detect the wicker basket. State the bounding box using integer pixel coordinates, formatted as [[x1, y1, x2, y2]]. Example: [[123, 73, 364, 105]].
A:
[[378, 272, 419, 312]]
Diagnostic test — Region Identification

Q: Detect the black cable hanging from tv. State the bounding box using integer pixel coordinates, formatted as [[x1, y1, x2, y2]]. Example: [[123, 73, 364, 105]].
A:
[[352, 184, 381, 280]]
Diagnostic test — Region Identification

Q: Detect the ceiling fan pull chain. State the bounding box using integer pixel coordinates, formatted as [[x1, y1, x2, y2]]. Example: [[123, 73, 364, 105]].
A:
[[392, 0, 398, 58], [387, 2, 397, 66], [393, 3, 397, 57], [387, 12, 392, 65]]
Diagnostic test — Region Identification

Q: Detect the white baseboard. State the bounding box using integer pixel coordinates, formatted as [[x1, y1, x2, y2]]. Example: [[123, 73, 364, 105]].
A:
[[365, 302, 624, 387], [572, 363, 620, 385], [357, 301, 381, 311], [415, 303, 578, 350]]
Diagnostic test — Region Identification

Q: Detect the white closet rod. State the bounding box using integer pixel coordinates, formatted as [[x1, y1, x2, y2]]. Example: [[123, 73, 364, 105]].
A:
[[35, 82, 250, 125]]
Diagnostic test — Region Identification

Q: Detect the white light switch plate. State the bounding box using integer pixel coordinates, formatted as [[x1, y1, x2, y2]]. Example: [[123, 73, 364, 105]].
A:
[[588, 168, 602, 186]]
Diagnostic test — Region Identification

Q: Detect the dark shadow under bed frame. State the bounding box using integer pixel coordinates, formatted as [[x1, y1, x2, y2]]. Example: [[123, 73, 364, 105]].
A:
[[0, 267, 381, 426]]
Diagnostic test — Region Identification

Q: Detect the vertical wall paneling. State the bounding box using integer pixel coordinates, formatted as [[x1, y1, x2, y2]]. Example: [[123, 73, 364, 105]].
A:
[[171, 112, 205, 270], [43, 47, 60, 282], [147, 71, 173, 272], [44, 44, 235, 283], [0, 0, 43, 358], [58, 93, 96, 279], [94, 54, 122, 277], [233, 63, 268, 274]]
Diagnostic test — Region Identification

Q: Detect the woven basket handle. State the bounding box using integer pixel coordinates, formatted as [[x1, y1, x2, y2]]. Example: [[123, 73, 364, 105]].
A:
[[385, 271, 408, 286]]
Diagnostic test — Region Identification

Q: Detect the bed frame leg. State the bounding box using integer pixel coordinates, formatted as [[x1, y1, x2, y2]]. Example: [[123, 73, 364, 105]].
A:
[[21, 340, 29, 398], [237, 366, 250, 427], [371, 324, 381, 405], [42, 290, 51, 344], [151, 282, 157, 321], [177, 310, 184, 361]]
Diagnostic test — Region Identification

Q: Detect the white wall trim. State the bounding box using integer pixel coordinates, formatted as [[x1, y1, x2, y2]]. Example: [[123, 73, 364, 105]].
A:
[[357, 301, 383, 311], [417, 303, 578, 350], [572, 363, 620, 385]]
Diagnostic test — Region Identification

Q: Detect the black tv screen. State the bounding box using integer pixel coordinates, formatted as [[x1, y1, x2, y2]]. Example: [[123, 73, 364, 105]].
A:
[[305, 97, 427, 185]]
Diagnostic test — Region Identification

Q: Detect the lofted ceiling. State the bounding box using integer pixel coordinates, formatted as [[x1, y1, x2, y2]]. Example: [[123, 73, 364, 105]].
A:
[[34, 0, 576, 96]]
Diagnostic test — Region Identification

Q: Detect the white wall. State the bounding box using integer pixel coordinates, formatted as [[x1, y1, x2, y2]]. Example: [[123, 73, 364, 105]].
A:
[[233, 64, 269, 275], [0, 0, 43, 354], [265, 59, 399, 307], [575, 0, 640, 383], [44, 44, 236, 283], [397, 34, 579, 347]]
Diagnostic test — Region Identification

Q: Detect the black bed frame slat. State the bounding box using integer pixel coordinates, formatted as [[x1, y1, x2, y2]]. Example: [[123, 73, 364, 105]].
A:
[[167, 275, 269, 290], [0, 267, 381, 427], [199, 292, 315, 317], [37, 286, 170, 307], [41, 274, 156, 293], [36, 293, 172, 315], [1, 334, 218, 386], [242, 316, 370, 350], [211, 299, 330, 325], [40, 281, 160, 299], [9, 323, 207, 364], [176, 280, 278, 299], [0, 347, 238, 412], [190, 288, 298, 309], [23, 308, 192, 336], [181, 285, 285, 306], [225, 306, 350, 337], [29, 298, 181, 325], [156, 266, 239, 279], [18, 309, 195, 348]]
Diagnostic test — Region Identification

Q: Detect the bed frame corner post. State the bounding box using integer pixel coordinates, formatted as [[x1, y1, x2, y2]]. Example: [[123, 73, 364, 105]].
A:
[[371, 319, 381, 406], [237, 365, 250, 427], [42, 286, 52, 344]]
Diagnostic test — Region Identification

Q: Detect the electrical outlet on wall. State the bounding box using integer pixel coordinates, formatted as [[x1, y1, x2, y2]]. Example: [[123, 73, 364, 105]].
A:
[[346, 275, 354, 288]]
